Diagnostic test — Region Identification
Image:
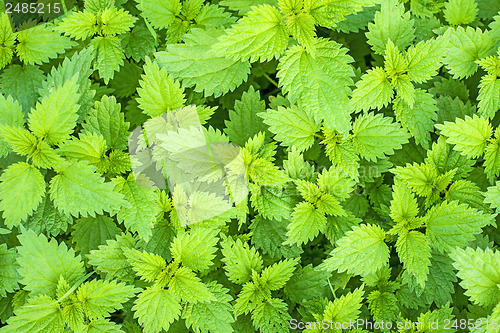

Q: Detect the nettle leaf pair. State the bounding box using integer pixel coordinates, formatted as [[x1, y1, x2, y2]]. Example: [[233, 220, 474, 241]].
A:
[[2, 229, 138, 333], [87, 227, 233, 333]]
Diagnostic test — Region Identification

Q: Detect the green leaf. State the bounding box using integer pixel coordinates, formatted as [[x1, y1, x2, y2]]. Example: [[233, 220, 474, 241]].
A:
[[251, 298, 291, 333], [136, 58, 185, 117], [323, 286, 364, 324], [477, 74, 500, 120], [77, 280, 138, 320], [82, 95, 130, 151], [0, 295, 64, 333], [221, 237, 263, 285], [323, 224, 389, 276], [49, 161, 125, 218], [28, 77, 80, 145], [56, 10, 99, 40], [90, 36, 125, 84], [425, 200, 495, 252], [58, 132, 107, 165], [0, 64, 44, 114], [260, 258, 298, 291], [249, 215, 302, 259], [112, 174, 158, 242], [350, 66, 393, 112], [0, 244, 20, 297], [435, 115, 492, 158], [389, 180, 419, 225], [445, 180, 491, 212], [250, 185, 296, 220], [450, 247, 500, 307], [277, 38, 354, 135], [82, 319, 124, 333], [0, 162, 45, 228], [396, 231, 431, 288], [0, 13, 15, 70], [443, 26, 494, 79], [444, 0, 478, 25], [16, 24, 75, 65], [224, 86, 268, 147], [405, 37, 444, 84], [87, 233, 137, 282], [25, 196, 73, 237], [123, 248, 166, 283], [0, 126, 36, 157], [285, 201, 327, 246], [155, 28, 251, 98], [100, 8, 137, 36], [283, 264, 330, 303], [132, 286, 181, 333], [168, 266, 215, 303], [259, 105, 319, 152], [484, 181, 500, 211], [17, 229, 84, 297], [365, 0, 414, 55], [170, 227, 218, 273], [352, 112, 409, 162], [71, 216, 121, 255], [213, 5, 288, 62], [182, 281, 234, 333], [394, 89, 438, 149], [137, 0, 181, 29]]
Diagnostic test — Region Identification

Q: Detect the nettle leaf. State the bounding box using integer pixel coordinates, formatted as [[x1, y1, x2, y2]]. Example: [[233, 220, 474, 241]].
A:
[[212, 5, 288, 62], [366, 0, 414, 55], [71, 216, 121, 255], [182, 281, 234, 333], [396, 231, 431, 288], [16, 24, 75, 64], [168, 266, 215, 303], [156, 28, 251, 98], [251, 298, 291, 333], [136, 58, 185, 117], [484, 180, 500, 212], [123, 247, 166, 282], [322, 224, 389, 276], [81, 319, 124, 333], [443, 26, 494, 79], [17, 229, 85, 297], [82, 95, 130, 151], [49, 161, 125, 218], [170, 227, 218, 273], [425, 200, 495, 252], [0, 162, 45, 228], [0, 244, 20, 297], [90, 36, 125, 84], [350, 66, 393, 112], [77, 279, 138, 320], [444, 0, 478, 26], [137, 0, 181, 29], [323, 286, 365, 324], [0, 295, 65, 333], [259, 105, 320, 152], [28, 76, 80, 145], [87, 232, 137, 282], [435, 115, 492, 158], [394, 89, 438, 149], [224, 86, 268, 147], [285, 201, 327, 246], [132, 286, 181, 333], [405, 37, 444, 84], [352, 112, 409, 162], [221, 237, 263, 285], [277, 38, 355, 135], [112, 174, 159, 242], [450, 247, 500, 307]]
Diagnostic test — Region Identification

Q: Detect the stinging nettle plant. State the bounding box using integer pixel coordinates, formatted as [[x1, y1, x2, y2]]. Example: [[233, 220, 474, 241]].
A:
[[0, 0, 500, 332]]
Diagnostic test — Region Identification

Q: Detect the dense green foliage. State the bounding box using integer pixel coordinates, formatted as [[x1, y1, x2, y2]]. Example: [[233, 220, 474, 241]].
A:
[[0, 0, 500, 332]]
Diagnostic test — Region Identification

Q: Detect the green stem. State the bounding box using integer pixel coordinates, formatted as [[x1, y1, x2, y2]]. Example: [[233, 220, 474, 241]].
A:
[[263, 72, 279, 88]]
